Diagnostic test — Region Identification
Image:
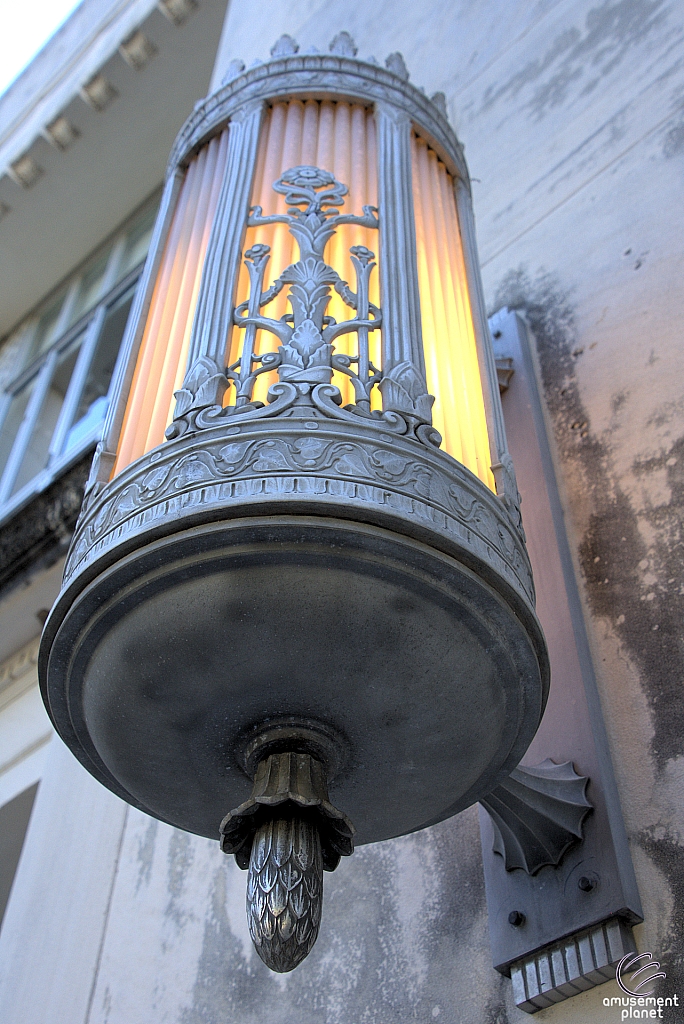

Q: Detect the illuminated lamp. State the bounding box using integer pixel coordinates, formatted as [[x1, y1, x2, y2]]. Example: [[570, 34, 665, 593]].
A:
[[40, 37, 549, 973]]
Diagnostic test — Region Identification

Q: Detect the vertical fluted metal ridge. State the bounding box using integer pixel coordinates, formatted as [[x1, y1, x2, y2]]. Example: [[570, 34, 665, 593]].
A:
[[375, 103, 426, 381], [186, 101, 264, 369]]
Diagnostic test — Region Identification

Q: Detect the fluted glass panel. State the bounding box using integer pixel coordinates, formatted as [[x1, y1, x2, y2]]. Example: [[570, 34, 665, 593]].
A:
[[228, 100, 380, 406], [114, 130, 230, 473], [411, 135, 494, 489]]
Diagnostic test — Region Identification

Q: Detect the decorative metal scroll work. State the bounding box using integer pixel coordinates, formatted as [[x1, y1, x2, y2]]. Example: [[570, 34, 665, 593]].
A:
[[233, 165, 381, 403], [166, 165, 386, 439]]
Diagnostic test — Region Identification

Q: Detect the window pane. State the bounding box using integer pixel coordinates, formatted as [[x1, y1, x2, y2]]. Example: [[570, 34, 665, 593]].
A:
[[117, 203, 157, 281], [69, 249, 112, 326], [0, 323, 32, 384], [63, 289, 135, 455], [11, 338, 82, 496], [29, 290, 68, 360], [0, 379, 36, 482]]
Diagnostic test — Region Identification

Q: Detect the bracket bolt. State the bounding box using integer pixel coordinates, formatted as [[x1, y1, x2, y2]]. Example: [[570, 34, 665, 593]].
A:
[[578, 875, 595, 892], [508, 910, 526, 927]]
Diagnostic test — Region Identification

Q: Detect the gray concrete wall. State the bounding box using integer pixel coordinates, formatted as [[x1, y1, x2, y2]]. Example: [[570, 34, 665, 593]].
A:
[[1, 1, 683, 1022]]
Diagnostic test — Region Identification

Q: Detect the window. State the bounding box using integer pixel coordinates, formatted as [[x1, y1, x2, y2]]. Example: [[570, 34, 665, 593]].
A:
[[0, 195, 158, 522]]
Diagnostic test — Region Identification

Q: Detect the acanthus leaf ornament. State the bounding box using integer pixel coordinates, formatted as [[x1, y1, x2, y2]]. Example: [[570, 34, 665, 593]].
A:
[[166, 165, 389, 437], [165, 355, 231, 440], [377, 361, 442, 447]]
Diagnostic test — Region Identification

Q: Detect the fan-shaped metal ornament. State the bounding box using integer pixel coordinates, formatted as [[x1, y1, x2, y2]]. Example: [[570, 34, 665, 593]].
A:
[[480, 760, 592, 875]]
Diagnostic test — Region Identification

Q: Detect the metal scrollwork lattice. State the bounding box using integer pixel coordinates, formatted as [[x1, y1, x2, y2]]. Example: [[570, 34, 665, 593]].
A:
[[166, 165, 384, 439]]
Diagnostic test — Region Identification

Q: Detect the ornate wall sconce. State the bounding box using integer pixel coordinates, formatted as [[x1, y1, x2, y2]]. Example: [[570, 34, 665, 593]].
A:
[[40, 33, 553, 973]]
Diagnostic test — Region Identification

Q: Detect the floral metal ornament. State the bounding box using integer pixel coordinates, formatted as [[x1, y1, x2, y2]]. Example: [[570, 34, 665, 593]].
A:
[[166, 165, 383, 439], [238, 165, 380, 384]]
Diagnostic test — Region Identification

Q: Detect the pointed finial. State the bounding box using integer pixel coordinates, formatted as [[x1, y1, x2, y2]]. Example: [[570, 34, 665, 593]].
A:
[[221, 59, 245, 86], [385, 52, 409, 81], [431, 91, 447, 117], [329, 32, 358, 57], [221, 750, 354, 973], [270, 34, 299, 57]]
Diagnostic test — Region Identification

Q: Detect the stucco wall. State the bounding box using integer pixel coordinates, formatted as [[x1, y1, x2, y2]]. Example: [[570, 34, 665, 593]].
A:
[[1, 1, 683, 1022]]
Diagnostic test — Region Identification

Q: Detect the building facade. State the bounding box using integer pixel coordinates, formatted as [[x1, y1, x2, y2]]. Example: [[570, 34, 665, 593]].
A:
[[0, 1, 682, 1022]]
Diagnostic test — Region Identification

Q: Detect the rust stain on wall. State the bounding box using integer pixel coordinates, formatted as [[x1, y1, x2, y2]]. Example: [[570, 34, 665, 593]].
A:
[[480, 0, 671, 119]]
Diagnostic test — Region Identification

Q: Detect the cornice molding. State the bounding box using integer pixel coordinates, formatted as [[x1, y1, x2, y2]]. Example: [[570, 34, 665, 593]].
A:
[[0, 0, 159, 176], [167, 54, 468, 184], [0, 636, 40, 711]]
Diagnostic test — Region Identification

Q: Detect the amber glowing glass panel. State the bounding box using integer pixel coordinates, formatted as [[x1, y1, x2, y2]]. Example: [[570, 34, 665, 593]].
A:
[[411, 136, 494, 490], [114, 130, 230, 474], [229, 100, 380, 406]]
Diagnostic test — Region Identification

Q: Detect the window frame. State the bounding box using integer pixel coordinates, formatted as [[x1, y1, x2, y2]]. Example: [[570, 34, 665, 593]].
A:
[[0, 253, 149, 529]]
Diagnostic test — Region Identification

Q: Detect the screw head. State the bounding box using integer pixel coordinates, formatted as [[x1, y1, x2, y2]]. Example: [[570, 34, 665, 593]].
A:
[[578, 875, 595, 892], [508, 910, 525, 927]]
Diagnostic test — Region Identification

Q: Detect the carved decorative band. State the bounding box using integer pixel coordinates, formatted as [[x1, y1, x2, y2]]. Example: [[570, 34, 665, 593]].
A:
[[64, 420, 534, 609], [168, 55, 467, 184], [0, 636, 40, 711]]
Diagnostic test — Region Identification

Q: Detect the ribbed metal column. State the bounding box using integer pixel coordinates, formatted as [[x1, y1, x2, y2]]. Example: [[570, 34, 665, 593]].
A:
[[97, 166, 184, 484], [375, 103, 426, 384], [185, 100, 264, 370], [454, 175, 512, 490]]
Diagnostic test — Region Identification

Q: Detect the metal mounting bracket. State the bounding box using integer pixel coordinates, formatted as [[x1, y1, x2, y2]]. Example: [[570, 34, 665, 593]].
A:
[[480, 309, 643, 1013]]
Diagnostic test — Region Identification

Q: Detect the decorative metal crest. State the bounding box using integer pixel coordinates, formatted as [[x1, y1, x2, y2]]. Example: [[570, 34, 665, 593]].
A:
[[165, 165, 440, 448]]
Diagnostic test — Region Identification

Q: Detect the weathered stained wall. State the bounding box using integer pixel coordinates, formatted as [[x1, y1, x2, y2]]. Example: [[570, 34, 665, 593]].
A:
[[1, 1, 683, 1022], [472, 0, 684, 1006], [1, 740, 518, 1023]]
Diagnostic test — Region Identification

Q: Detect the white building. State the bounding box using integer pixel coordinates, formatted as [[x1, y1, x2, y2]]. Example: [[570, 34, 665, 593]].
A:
[[0, 1, 682, 1021]]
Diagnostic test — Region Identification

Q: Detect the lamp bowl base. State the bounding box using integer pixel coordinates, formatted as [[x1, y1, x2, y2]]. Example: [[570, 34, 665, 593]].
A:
[[41, 513, 547, 844]]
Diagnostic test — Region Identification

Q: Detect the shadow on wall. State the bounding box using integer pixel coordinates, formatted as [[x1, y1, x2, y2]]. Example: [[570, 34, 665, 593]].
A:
[[179, 808, 509, 1024]]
